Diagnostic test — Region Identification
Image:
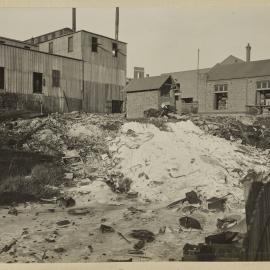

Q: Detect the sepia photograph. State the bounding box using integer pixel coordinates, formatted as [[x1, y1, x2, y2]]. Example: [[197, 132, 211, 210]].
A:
[[0, 0, 270, 266]]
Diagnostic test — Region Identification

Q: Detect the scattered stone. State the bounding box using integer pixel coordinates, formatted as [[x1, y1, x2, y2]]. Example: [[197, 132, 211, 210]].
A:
[[54, 247, 66, 253], [57, 196, 76, 208], [134, 240, 145, 250], [158, 226, 166, 234], [8, 206, 18, 216], [0, 239, 17, 254], [179, 217, 202, 230], [217, 218, 237, 230], [67, 207, 93, 216], [207, 197, 227, 211], [126, 191, 138, 198], [100, 224, 115, 233], [87, 245, 93, 253], [64, 173, 74, 180], [185, 191, 201, 204], [129, 230, 155, 242], [205, 231, 239, 244], [56, 220, 71, 226]]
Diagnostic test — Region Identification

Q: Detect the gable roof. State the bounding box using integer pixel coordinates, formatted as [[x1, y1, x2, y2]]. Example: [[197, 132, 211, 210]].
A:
[[125, 75, 172, 93], [220, 55, 244, 65], [208, 59, 270, 81]]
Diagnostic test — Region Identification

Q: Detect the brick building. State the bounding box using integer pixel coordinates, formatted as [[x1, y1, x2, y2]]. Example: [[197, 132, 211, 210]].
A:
[[125, 75, 177, 119]]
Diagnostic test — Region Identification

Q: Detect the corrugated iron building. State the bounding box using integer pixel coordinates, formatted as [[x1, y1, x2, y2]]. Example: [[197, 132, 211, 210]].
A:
[[0, 27, 127, 113]]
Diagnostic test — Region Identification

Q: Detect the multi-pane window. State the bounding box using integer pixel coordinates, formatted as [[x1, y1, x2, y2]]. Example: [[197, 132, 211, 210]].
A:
[[68, 36, 73, 52], [49, 42, 53, 54], [92, 37, 98, 52], [0, 67, 4, 90], [256, 80, 270, 89], [112, 42, 118, 57], [52, 70, 60, 87], [33, 72, 43, 93], [214, 84, 228, 92]]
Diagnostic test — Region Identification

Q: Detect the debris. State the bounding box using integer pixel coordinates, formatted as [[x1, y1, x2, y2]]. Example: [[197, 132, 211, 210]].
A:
[[117, 232, 131, 243], [45, 234, 57, 243], [205, 231, 239, 244], [0, 239, 17, 254], [126, 191, 138, 198], [129, 230, 155, 242], [185, 190, 201, 204], [179, 217, 202, 230], [54, 247, 66, 253], [87, 245, 93, 253], [207, 196, 227, 211], [56, 220, 71, 226], [166, 198, 185, 209], [159, 226, 166, 234], [181, 205, 198, 214], [107, 258, 133, 262], [217, 218, 237, 230], [67, 207, 93, 216], [128, 249, 144, 255], [57, 197, 76, 208], [127, 207, 145, 214], [8, 206, 18, 216], [134, 240, 145, 250], [100, 224, 115, 233], [64, 172, 74, 181]]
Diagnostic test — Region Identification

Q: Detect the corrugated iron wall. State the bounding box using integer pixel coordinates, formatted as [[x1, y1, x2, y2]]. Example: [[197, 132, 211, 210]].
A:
[[0, 44, 83, 112]]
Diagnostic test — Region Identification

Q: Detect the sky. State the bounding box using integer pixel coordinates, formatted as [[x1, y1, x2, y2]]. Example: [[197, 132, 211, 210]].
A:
[[1, 5, 270, 77]]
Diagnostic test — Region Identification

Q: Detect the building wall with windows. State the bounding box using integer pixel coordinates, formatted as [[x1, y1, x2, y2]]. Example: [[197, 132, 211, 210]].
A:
[[37, 30, 127, 113], [0, 43, 83, 113], [198, 76, 270, 114]]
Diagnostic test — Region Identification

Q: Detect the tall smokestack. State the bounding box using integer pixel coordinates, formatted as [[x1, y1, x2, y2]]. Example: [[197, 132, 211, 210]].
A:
[[72, 8, 76, 32], [115, 7, 119, 40], [246, 43, 251, 62]]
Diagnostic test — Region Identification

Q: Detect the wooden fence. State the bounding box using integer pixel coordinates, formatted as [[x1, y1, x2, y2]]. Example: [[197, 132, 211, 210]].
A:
[[245, 181, 270, 260]]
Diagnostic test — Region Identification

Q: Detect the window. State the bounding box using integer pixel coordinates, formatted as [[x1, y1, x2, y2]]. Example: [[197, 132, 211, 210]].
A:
[[0, 67, 4, 90], [52, 70, 60, 87], [160, 86, 170, 97], [256, 80, 270, 90], [68, 36, 73, 52], [214, 84, 228, 92], [112, 42, 118, 57], [182, 98, 193, 103], [33, 72, 43, 93], [49, 42, 53, 54], [92, 37, 98, 52]]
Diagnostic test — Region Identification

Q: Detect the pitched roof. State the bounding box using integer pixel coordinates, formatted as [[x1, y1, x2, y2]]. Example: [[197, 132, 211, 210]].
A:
[[219, 55, 244, 65], [208, 59, 270, 81], [125, 75, 171, 93]]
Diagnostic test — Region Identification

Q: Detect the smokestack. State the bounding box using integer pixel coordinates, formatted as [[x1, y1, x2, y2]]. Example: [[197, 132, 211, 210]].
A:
[[72, 8, 76, 32], [115, 7, 119, 40], [246, 43, 251, 62]]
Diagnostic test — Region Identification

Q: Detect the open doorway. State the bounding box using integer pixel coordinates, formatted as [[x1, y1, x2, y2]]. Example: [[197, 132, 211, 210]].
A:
[[111, 100, 123, 113], [214, 92, 228, 110]]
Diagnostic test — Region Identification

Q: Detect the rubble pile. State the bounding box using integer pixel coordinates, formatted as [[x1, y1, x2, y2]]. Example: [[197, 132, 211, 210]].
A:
[[0, 112, 269, 262], [191, 115, 270, 150]]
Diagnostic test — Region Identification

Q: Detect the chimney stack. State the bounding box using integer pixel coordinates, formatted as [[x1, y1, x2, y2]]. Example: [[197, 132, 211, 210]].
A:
[[246, 43, 251, 62], [72, 8, 76, 32], [115, 7, 119, 40]]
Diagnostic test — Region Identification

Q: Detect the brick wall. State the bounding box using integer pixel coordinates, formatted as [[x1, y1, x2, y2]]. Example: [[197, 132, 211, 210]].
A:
[[198, 76, 270, 114], [126, 90, 159, 119]]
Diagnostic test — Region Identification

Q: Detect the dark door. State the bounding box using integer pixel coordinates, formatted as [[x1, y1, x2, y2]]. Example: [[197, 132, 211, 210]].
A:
[[33, 72, 43, 93], [111, 100, 123, 113]]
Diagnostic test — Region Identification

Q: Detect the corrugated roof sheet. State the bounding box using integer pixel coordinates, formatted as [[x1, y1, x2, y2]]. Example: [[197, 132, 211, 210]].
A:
[[125, 75, 171, 93], [208, 59, 270, 81]]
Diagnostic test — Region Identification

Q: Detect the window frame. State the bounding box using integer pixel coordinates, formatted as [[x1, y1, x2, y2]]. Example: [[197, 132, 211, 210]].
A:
[[91, 36, 98, 52], [68, 36, 74, 52], [49, 42, 53, 54], [52, 70, 61, 87], [112, 42, 118, 57]]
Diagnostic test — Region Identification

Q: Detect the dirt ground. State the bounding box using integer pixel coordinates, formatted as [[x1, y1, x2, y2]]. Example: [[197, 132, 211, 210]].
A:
[[0, 112, 269, 262]]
